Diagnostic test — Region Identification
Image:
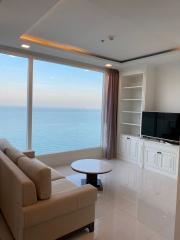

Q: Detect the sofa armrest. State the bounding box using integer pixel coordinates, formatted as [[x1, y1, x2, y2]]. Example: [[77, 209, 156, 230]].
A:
[[21, 184, 97, 228]]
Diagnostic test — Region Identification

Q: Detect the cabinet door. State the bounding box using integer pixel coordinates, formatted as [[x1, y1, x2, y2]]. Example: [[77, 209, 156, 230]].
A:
[[120, 136, 128, 160], [144, 147, 158, 169], [130, 138, 139, 163], [159, 152, 177, 174], [120, 135, 140, 164]]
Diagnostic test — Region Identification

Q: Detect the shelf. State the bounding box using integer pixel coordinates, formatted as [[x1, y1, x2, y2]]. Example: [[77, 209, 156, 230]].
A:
[[122, 72, 144, 77], [121, 133, 140, 138], [122, 86, 142, 89], [121, 122, 141, 127], [121, 99, 142, 101], [122, 111, 141, 114]]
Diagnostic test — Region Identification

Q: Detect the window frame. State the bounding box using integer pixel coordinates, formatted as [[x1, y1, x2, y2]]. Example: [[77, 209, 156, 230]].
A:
[[0, 49, 105, 154]]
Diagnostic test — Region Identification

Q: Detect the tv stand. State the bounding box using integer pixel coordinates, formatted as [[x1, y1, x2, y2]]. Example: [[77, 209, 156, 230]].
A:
[[140, 138, 179, 178], [119, 134, 179, 178]]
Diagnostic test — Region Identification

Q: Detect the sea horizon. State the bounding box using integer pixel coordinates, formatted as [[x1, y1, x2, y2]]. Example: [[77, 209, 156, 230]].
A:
[[0, 105, 101, 110], [0, 106, 102, 155]]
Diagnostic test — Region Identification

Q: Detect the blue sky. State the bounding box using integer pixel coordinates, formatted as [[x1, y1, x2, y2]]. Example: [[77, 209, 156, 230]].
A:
[[0, 53, 103, 109]]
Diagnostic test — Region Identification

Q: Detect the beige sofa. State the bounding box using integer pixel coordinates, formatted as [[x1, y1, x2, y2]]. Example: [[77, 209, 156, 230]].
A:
[[0, 139, 97, 240]]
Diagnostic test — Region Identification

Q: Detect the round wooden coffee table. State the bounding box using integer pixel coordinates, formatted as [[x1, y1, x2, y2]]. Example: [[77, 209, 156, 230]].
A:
[[71, 159, 112, 190]]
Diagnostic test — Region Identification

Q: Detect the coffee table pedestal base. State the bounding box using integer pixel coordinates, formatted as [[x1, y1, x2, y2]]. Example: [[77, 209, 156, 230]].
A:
[[81, 173, 103, 190]]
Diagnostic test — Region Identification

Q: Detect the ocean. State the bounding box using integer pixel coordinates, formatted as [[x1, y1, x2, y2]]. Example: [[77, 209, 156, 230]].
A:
[[0, 106, 102, 155]]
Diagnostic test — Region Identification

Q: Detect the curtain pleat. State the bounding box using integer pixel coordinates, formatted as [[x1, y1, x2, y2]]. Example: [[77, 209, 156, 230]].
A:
[[103, 69, 119, 159]]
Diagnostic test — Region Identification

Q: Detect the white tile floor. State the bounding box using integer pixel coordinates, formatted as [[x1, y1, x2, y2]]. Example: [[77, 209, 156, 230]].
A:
[[0, 160, 177, 240]]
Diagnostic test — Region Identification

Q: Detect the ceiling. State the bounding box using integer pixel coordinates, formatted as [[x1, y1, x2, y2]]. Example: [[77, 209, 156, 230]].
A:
[[1, 0, 180, 68]]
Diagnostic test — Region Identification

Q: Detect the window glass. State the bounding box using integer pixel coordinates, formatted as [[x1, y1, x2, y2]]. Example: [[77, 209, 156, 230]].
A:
[[33, 60, 103, 155], [0, 53, 28, 150]]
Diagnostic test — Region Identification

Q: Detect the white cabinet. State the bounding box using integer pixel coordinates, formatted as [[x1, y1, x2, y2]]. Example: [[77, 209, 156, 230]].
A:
[[119, 134, 140, 164], [118, 135, 179, 178], [143, 140, 179, 178]]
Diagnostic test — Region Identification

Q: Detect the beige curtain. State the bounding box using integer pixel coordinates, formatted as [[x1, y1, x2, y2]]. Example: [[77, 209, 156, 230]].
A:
[[103, 69, 119, 159]]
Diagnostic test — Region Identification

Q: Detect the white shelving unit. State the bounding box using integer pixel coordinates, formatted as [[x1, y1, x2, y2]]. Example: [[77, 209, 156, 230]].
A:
[[117, 67, 179, 177], [120, 72, 144, 137]]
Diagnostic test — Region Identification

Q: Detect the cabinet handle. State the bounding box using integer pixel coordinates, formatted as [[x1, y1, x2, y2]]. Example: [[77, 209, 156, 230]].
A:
[[157, 152, 162, 154]]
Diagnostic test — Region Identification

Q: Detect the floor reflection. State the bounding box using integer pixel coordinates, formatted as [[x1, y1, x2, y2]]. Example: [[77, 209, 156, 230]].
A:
[[60, 160, 177, 240]]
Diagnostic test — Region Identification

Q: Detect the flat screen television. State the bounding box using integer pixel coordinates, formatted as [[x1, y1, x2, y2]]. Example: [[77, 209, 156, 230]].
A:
[[141, 111, 180, 143]]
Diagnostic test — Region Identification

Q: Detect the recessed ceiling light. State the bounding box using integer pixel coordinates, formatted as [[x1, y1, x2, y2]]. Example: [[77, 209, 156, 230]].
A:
[[21, 44, 30, 49], [105, 63, 112, 67]]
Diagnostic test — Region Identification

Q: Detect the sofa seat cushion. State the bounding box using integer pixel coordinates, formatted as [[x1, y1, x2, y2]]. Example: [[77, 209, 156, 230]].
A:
[[5, 147, 25, 164], [18, 157, 51, 200], [50, 168, 65, 181], [52, 179, 77, 195]]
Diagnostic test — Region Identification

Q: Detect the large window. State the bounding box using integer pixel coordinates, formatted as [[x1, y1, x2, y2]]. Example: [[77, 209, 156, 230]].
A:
[[0, 52, 103, 154], [0, 53, 27, 150], [33, 60, 103, 155]]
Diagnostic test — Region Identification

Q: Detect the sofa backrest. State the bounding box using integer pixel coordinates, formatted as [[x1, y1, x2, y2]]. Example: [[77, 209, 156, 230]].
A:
[[0, 141, 37, 238]]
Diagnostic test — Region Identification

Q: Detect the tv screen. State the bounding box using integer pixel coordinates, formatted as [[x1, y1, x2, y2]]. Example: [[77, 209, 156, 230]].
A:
[[141, 112, 180, 142], [141, 112, 157, 137]]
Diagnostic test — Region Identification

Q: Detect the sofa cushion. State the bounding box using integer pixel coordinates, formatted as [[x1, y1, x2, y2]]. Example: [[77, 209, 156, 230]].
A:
[[0, 139, 12, 152], [52, 178, 77, 195], [50, 168, 65, 181], [5, 147, 25, 164], [18, 157, 51, 200]]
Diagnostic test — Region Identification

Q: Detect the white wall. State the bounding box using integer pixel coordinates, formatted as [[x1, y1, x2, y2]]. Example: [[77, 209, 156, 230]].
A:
[[155, 61, 180, 113]]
